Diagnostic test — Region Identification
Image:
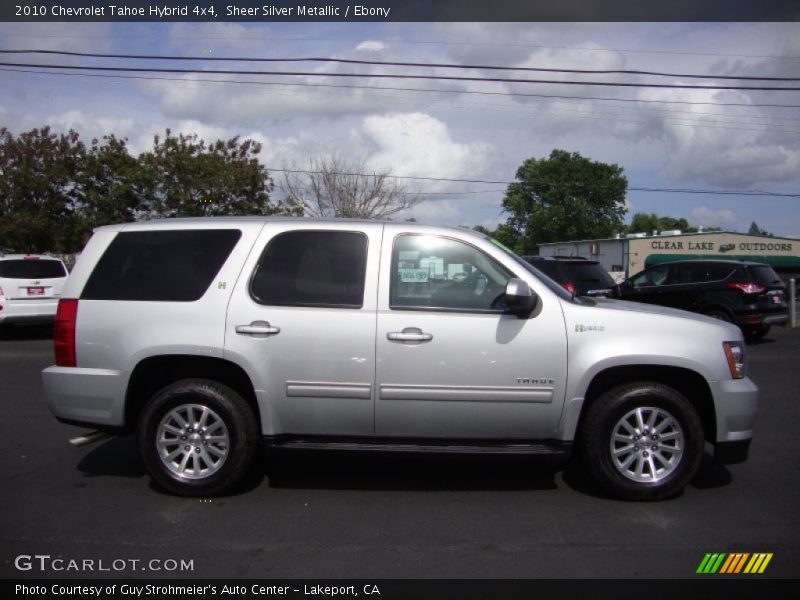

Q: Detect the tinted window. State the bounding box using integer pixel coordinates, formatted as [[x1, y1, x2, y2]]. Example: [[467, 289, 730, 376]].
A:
[[567, 263, 615, 286], [82, 229, 241, 301], [674, 263, 736, 284], [391, 235, 513, 311], [748, 265, 782, 286], [524, 259, 563, 281], [631, 264, 671, 288], [251, 230, 367, 308], [0, 259, 66, 279]]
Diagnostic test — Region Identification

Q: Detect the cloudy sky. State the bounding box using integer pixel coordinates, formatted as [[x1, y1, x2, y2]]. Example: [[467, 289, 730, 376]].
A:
[[1, 20, 799, 236]]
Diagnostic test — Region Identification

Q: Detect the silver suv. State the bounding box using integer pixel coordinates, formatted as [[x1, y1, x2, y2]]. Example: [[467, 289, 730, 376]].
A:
[[43, 218, 758, 500]]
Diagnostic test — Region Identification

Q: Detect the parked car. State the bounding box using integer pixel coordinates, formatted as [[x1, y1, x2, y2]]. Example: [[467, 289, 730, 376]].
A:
[[521, 256, 619, 298], [619, 259, 788, 340], [43, 219, 757, 501], [0, 253, 68, 326]]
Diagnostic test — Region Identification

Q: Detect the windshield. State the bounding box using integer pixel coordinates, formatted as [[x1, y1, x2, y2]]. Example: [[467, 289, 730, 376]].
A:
[[488, 238, 574, 301]]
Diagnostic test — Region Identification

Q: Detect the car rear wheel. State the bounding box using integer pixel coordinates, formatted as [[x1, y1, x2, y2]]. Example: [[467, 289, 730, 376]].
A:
[[580, 382, 704, 501], [138, 379, 259, 496], [704, 308, 732, 323]]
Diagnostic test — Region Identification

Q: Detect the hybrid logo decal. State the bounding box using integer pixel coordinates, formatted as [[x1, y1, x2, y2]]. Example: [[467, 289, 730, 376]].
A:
[[575, 324, 605, 333], [696, 552, 773, 574]]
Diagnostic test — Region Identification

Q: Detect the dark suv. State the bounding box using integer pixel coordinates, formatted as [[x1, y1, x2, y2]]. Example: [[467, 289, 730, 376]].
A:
[[619, 260, 787, 339], [522, 256, 619, 298]]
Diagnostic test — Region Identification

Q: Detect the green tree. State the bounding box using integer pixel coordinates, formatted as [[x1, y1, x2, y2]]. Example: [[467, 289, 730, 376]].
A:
[[138, 129, 301, 218], [747, 221, 773, 237], [0, 126, 85, 253], [627, 212, 689, 234], [501, 149, 628, 253], [77, 134, 143, 237]]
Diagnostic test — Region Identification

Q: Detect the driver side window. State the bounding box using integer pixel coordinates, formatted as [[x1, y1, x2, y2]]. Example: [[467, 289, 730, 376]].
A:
[[390, 234, 513, 311], [631, 264, 671, 288]]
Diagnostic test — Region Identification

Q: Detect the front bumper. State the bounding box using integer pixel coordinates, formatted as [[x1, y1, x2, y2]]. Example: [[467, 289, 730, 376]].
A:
[[42, 366, 128, 428], [709, 376, 758, 446]]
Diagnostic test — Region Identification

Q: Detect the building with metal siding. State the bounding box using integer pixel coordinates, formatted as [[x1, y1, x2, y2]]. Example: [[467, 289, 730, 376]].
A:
[[538, 231, 800, 281]]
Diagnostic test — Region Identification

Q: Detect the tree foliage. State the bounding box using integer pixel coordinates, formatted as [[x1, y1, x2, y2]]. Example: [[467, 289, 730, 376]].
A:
[[501, 149, 628, 253], [0, 126, 85, 253], [627, 212, 690, 234], [747, 221, 773, 237], [138, 130, 300, 219], [280, 153, 416, 220], [0, 127, 297, 254], [78, 134, 143, 235]]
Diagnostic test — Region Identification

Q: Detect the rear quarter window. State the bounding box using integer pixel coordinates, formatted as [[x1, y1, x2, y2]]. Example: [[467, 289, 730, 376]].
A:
[[0, 259, 67, 279], [81, 229, 241, 301], [748, 265, 782, 286]]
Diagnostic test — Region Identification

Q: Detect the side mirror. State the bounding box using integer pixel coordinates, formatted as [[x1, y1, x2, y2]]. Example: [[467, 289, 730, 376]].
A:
[[504, 278, 538, 317]]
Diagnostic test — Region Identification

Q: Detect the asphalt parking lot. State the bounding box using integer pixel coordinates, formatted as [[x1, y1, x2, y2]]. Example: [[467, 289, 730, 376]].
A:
[[1, 324, 798, 580]]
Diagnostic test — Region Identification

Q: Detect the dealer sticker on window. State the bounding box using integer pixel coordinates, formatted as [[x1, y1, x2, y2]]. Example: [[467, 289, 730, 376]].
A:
[[399, 268, 429, 283]]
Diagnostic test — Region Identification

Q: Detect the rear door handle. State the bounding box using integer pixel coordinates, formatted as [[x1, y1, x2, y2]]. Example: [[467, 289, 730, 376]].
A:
[[387, 328, 433, 343], [236, 321, 281, 336]]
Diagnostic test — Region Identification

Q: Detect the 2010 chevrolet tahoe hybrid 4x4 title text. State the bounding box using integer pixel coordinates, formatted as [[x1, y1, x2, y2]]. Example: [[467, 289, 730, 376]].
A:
[[42, 218, 758, 501]]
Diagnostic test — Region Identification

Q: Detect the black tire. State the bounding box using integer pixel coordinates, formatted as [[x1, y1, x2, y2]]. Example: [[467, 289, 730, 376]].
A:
[[580, 382, 704, 501], [704, 308, 732, 323], [744, 326, 770, 341], [138, 379, 259, 497]]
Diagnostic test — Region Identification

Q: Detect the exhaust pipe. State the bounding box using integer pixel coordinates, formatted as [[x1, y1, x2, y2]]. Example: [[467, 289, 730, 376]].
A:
[[68, 430, 114, 448]]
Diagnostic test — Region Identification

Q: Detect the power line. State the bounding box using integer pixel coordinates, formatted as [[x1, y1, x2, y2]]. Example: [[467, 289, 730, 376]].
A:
[[3, 61, 800, 91], [2, 31, 798, 61], [269, 168, 800, 198], [5, 66, 799, 109], [3, 49, 798, 82], [6, 68, 799, 136]]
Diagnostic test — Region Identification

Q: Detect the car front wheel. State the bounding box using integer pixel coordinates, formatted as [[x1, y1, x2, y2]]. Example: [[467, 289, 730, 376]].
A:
[[580, 382, 704, 501], [138, 379, 259, 496]]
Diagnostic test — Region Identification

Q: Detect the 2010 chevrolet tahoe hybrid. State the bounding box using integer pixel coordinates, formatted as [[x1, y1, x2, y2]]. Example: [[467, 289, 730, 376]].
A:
[[42, 218, 758, 500]]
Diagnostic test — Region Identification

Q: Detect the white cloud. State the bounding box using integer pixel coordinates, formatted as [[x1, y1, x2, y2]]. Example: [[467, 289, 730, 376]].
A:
[[45, 110, 136, 142], [354, 112, 492, 187], [691, 206, 737, 228], [355, 41, 386, 52]]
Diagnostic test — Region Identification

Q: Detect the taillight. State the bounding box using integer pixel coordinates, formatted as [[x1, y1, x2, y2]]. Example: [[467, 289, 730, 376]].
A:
[[54, 299, 78, 367], [562, 282, 577, 296], [728, 282, 765, 294]]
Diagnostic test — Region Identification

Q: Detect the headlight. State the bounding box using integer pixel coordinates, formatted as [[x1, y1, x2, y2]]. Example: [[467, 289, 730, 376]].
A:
[[723, 342, 746, 379]]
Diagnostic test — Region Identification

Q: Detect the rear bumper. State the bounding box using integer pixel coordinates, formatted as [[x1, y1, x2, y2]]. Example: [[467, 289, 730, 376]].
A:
[[42, 365, 128, 427], [732, 309, 788, 328], [0, 298, 58, 324]]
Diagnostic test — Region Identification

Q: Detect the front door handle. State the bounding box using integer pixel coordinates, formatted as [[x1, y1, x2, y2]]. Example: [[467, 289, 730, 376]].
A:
[[387, 327, 433, 343], [236, 321, 281, 337]]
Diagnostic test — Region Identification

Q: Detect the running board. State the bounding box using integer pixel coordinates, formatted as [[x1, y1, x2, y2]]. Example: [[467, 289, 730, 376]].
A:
[[264, 437, 571, 457]]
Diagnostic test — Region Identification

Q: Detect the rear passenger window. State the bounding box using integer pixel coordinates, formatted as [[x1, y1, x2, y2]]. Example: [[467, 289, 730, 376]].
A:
[[251, 230, 367, 308], [674, 263, 735, 284], [81, 229, 241, 301]]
